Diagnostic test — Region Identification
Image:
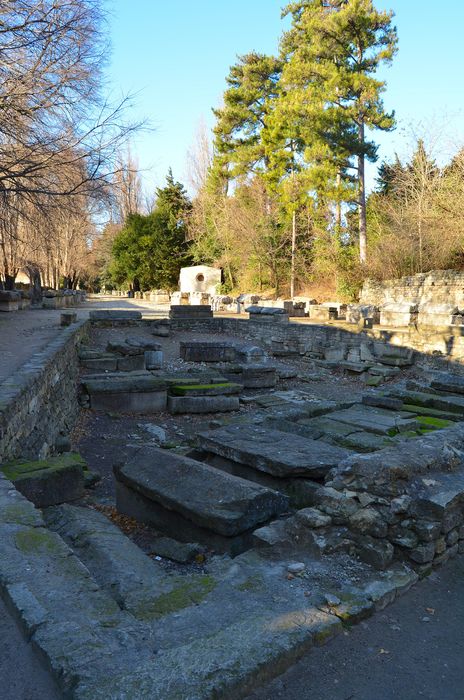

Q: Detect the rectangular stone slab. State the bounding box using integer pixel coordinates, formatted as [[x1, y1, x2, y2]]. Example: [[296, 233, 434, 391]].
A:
[[389, 389, 464, 416], [167, 395, 239, 414], [114, 447, 288, 537], [430, 375, 464, 395], [82, 374, 168, 394], [179, 341, 236, 362], [197, 425, 350, 478], [327, 407, 419, 435], [89, 310, 142, 320], [170, 383, 242, 396]]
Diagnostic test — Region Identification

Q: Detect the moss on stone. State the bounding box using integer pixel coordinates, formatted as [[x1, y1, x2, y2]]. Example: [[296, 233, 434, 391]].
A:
[[1, 452, 86, 482], [416, 416, 452, 429], [236, 574, 265, 592], [15, 528, 61, 555], [2, 504, 41, 526], [133, 575, 217, 620]]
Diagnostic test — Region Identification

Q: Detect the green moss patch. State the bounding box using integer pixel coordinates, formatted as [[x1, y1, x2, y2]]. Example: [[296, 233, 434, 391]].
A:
[[416, 416, 452, 430], [15, 528, 62, 555], [1, 453, 86, 482], [133, 575, 217, 620]]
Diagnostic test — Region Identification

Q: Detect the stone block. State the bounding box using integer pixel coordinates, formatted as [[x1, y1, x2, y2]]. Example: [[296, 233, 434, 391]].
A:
[[114, 447, 288, 553], [380, 303, 417, 327], [180, 341, 236, 363], [309, 305, 335, 322], [167, 395, 240, 414], [117, 355, 146, 372], [170, 382, 242, 396], [144, 350, 163, 369], [169, 305, 213, 319], [1, 453, 85, 507], [0, 290, 20, 312], [60, 312, 77, 326], [198, 425, 350, 479], [355, 536, 394, 570], [82, 374, 168, 414], [240, 365, 276, 389]]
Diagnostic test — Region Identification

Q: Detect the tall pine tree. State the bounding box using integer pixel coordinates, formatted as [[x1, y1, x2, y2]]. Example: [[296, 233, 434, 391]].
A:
[[282, 0, 398, 263]]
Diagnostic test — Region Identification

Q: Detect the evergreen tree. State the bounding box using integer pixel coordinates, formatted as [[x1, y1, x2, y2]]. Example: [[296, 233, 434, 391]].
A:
[[282, 0, 398, 263], [109, 171, 192, 290], [211, 52, 282, 185]]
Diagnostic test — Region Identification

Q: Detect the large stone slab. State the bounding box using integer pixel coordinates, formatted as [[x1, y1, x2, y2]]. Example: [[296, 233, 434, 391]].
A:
[[170, 382, 242, 396], [0, 452, 85, 507], [389, 389, 464, 417], [114, 447, 288, 545], [430, 374, 464, 395], [327, 406, 419, 436], [197, 425, 350, 479]]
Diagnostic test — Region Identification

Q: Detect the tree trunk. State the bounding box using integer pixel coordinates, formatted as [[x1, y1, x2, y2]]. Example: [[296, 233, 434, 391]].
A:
[[336, 172, 342, 237], [358, 120, 367, 265], [4, 274, 15, 290], [27, 266, 43, 305], [290, 209, 296, 298]]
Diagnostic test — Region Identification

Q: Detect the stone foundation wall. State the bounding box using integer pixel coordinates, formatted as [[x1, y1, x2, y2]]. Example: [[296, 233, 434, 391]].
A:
[[167, 317, 464, 371], [0, 320, 89, 462], [360, 270, 464, 309], [313, 426, 464, 572]]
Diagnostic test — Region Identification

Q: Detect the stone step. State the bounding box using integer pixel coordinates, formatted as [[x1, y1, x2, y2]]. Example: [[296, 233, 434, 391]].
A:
[[114, 447, 288, 554], [167, 395, 240, 414], [0, 474, 156, 697], [430, 374, 464, 395], [44, 504, 210, 620], [298, 417, 394, 452], [197, 425, 351, 479], [402, 403, 461, 421]]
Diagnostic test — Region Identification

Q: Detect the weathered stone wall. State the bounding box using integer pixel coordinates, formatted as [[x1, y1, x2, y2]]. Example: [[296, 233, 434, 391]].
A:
[[0, 320, 89, 462], [313, 425, 464, 572], [167, 317, 464, 370], [360, 270, 464, 309]]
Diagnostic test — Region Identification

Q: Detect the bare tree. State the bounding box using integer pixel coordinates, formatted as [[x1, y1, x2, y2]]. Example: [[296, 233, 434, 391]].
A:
[[0, 1, 142, 289]]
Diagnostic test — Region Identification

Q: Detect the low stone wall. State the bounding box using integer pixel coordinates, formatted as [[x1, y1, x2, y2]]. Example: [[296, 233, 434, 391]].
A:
[[0, 320, 89, 461], [167, 317, 464, 371]]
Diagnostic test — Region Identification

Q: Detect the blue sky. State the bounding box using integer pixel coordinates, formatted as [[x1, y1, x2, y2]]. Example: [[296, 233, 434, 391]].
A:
[[108, 1, 464, 196]]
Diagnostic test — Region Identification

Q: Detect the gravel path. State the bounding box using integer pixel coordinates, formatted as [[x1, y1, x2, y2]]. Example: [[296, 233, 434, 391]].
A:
[[248, 554, 464, 700]]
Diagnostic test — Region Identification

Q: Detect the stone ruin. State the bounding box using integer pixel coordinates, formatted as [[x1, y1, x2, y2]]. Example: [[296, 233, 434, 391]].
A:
[[2, 295, 464, 696], [347, 270, 464, 329]]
